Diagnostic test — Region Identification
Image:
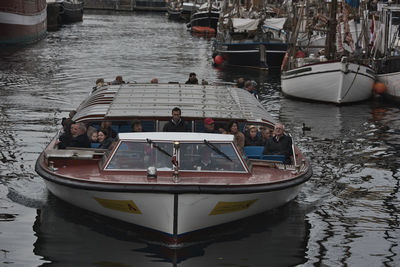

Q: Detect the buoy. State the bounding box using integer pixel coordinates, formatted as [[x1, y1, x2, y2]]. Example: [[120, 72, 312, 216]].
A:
[[373, 82, 386, 94], [214, 55, 223, 65]]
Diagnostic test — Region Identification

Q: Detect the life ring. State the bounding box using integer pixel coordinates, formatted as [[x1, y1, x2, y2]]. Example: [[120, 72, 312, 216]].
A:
[[281, 52, 288, 71]]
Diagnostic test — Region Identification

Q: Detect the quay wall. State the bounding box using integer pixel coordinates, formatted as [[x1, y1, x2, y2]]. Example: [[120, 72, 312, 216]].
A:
[[84, 0, 166, 12]]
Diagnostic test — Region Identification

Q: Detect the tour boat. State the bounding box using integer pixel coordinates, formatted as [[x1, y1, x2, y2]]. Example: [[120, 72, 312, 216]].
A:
[[35, 83, 312, 243], [0, 0, 47, 46]]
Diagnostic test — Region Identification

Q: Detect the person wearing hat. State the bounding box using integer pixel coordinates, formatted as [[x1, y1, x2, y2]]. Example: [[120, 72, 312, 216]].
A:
[[203, 117, 218, 133]]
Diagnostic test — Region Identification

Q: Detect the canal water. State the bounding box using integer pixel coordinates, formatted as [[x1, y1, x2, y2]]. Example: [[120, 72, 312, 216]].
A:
[[0, 11, 399, 266]]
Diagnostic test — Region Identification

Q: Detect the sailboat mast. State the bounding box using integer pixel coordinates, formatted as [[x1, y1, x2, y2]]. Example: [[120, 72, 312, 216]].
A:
[[326, 0, 337, 60]]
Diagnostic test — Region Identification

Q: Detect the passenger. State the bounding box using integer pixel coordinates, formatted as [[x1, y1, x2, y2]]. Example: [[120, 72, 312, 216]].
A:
[[93, 78, 104, 92], [235, 77, 245, 89], [203, 117, 218, 133], [100, 121, 117, 139], [263, 122, 293, 164], [201, 79, 208, 85], [244, 80, 258, 97], [57, 118, 75, 149], [193, 146, 217, 171], [68, 122, 91, 148], [245, 125, 263, 146], [90, 131, 98, 143], [150, 78, 158, 84], [97, 128, 113, 149], [227, 121, 245, 154], [131, 119, 143, 132], [163, 107, 189, 132], [111, 75, 125, 85], [185, 72, 198, 84], [260, 127, 273, 144]]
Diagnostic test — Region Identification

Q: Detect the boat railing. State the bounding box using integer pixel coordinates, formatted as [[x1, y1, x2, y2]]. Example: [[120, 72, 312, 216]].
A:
[[45, 148, 106, 160]]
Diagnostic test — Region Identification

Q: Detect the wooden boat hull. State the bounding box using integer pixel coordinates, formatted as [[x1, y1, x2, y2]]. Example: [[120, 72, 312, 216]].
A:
[[189, 11, 219, 31], [376, 71, 400, 103], [281, 61, 375, 104], [0, 0, 47, 46], [60, 0, 83, 23], [39, 164, 310, 239], [215, 42, 287, 69]]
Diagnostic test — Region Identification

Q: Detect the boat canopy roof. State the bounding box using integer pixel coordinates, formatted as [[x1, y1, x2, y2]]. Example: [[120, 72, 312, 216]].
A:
[[118, 132, 234, 142], [73, 83, 275, 124]]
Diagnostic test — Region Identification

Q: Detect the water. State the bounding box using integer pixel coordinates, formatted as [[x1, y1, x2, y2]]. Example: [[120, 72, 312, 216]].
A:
[[0, 11, 399, 266]]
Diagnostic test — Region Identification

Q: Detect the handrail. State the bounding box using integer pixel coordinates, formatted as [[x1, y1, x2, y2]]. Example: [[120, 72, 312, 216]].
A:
[[288, 133, 297, 167]]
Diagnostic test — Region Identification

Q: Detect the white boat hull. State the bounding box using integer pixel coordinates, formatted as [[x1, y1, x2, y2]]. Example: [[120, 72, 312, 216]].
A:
[[44, 179, 304, 238], [281, 61, 375, 104], [376, 71, 400, 103]]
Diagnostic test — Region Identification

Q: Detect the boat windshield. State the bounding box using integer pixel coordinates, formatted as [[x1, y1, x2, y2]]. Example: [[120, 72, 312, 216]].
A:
[[179, 142, 246, 172], [104, 141, 247, 172], [105, 141, 174, 170]]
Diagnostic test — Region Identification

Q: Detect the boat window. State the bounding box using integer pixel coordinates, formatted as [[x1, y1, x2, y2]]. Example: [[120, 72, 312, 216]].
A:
[[105, 141, 173, 170], [179, 142, 247, 172]]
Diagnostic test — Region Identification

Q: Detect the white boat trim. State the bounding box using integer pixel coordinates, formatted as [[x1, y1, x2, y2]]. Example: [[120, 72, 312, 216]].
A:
[[0, 9, 47, 25]]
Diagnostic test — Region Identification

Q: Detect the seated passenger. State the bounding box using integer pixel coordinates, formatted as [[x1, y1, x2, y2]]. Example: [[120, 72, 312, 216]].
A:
[[163, 107, 189, 132], [97, 128, 113, 149], [90, 131, 98, 143], [203, 117, 218, 133], [150, 78, 158, 84], [260, 127, 273, 145], [110, 75, 125, 85], [263, 123, 292, 164], [101, 121, 117, 139], [244, 80, 258, 97], [192, 147, 217, 171], [57, 118, 75, 149], [245, 125, 263, 146], [185, 72, 198, 84], [227, 121, 245, 154], [131, 119, 143, 132], [65, 122, 91, 148]]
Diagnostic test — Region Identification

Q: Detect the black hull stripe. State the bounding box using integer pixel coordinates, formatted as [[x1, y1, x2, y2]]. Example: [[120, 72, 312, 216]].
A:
[[282, 68, 375, 81]]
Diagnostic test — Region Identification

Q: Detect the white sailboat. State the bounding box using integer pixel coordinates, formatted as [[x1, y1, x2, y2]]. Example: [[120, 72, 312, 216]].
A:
[[281, 0, 375, 104]]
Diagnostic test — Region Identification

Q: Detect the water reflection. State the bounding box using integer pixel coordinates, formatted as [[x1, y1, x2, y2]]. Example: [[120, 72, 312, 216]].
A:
[[33, 195, 310, 266]]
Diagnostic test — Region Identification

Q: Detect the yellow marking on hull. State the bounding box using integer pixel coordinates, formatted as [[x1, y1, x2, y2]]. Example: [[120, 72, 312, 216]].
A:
[[209, 199, 258, 215], [94, 197, 142, 214]]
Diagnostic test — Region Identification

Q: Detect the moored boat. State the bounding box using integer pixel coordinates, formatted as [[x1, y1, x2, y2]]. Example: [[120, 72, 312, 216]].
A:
[[0, 0, 47, 46], [188, 1, 219, 32], [35, 83, 312, 243], [372, 4, 400, 103], [281, 0, 375, 104], [59, 0, 83, 24]]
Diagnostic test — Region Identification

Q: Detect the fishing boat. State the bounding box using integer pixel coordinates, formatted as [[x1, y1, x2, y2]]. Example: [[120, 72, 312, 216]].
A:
[[59, 0, 83, 24], [188, 1, 220, 32], [213, 15, 288, 70], [0, 0, 47, 46], [35, 83, 312, 243], [372, 4, 400, 103], [281, 0, 375, 104]]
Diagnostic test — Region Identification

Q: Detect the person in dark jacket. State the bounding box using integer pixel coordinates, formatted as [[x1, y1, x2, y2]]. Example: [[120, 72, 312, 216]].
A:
[[185, 72, 198, 84], [60, 122, 91, 149], [97, 128, 113, 149], [245, 125, 263, 146], [163, 107, 189, 132], [263, 123, 292, 164], [203, 117, 218, 133]]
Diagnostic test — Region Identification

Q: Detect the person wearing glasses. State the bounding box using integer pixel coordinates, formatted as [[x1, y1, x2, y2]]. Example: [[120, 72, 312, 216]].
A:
[[262, 122, 292, 164]]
